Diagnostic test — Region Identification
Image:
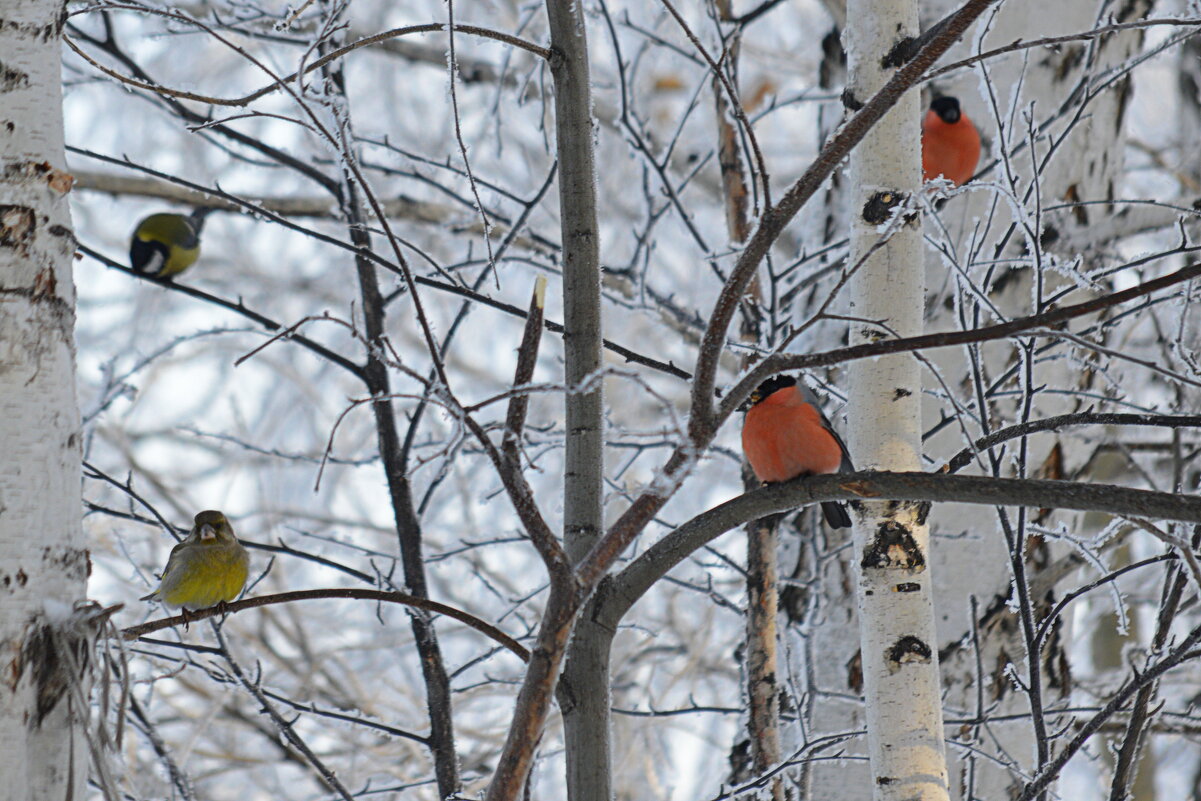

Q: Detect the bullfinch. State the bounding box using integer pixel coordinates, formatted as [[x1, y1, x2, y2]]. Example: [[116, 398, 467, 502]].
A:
[[741, 375, 854, 528], [921, 96, 980, 187]]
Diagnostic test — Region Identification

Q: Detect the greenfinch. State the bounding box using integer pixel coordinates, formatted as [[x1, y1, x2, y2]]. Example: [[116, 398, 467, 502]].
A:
[[129, 208, 211, 278], [141, 510, 249, 611]]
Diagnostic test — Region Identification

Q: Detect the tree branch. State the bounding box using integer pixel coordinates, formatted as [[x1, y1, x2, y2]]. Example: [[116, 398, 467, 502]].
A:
[[484, 0, 603, 795], [576, 257, 1201, 599], [941, 412, 1201, 474], [601, 471, 1201, 628], [688, 0, 1002, 436], [1017, 621, 1201, 801], [77, 244, 365, 380], [121, 588, 529, 661], [67, 16, 548, 107], [722, 259, 1201, 419], [502, 278, 548, 465]]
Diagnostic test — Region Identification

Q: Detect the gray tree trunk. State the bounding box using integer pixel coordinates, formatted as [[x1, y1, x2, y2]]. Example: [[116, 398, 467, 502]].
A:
[[547, 0, 608, 798]]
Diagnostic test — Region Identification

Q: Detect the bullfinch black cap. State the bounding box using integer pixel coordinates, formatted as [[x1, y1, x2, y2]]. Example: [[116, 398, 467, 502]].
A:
[[930, 96, 961, 124]]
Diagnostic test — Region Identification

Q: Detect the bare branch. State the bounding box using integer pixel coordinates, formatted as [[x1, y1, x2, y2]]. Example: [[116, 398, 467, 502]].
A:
[[602, 471, 1201, 627], [689, 0, 1003, 436], [67, 15, 548, 107], [502, 278, 548, 464], [122, 589, 530, 661]]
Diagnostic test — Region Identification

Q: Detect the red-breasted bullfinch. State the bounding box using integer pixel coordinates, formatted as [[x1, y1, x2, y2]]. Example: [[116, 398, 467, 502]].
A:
[[741, 375, 854, 529], [921, 96, 980, 187]]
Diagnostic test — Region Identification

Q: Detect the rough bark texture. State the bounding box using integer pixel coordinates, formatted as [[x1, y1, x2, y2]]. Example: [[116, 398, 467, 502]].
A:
[[0, 1, 88, 798], [485, 578, 580, 801], [561, 610, 616, 801], [743, 515, 784, 796], [844, 0, 950, 798]]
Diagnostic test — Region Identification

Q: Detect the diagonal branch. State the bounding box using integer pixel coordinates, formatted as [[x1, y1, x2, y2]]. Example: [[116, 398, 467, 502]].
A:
[[502, 278, 548, 466], [67, 13, 548, 107], [578, 257, 1201, 594], [941, 412, 1201, 474], [1018, 621, 1201, 801], [77, 244, 365, 379], [724, 259, 1201, 419], [458, 410, 570, 575], [576, 0, 1005, 599], [688, 0, 1003, 435]]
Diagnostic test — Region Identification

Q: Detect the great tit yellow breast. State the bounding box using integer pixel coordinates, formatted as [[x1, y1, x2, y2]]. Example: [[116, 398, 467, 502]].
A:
[[130, 213, 202, 277]]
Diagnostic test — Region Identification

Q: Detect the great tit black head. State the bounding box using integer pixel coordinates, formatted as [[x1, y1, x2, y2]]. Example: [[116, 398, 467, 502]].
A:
[[130, 208, 212, 278]]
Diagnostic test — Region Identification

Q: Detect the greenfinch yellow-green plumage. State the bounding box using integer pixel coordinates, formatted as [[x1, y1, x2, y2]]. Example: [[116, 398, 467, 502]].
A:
[[141, 510, 249, 611], [129, 209, 211, 278]]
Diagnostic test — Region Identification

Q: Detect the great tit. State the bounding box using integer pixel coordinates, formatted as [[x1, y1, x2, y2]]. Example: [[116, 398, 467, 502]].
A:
[[129, 208, 212, 278]]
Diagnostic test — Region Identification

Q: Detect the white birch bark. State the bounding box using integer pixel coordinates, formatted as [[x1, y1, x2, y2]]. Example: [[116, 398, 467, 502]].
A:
[[844, 0, 950, 798], [0, 0, 88, 799]]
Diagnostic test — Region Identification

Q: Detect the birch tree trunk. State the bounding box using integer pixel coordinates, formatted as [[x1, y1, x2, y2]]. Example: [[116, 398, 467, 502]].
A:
[[0, 0, 88, 798], [845, 0, 950, 797]]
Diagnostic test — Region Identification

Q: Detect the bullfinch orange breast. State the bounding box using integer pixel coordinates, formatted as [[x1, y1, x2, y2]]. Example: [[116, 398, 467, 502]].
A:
[[921, 96, 980, 187], [741, 375, 854, 529]]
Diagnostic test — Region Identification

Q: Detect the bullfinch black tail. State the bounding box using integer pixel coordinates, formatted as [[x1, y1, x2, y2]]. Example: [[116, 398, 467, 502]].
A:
[[822, 501, 851, 529]]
